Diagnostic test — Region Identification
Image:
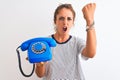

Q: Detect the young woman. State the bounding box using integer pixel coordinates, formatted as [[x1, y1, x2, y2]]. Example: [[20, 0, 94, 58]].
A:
[[35, 3, 96, 80]]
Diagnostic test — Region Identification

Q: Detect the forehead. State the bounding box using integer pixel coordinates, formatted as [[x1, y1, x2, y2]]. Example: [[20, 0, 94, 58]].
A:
[[57, 8, 73, 17]]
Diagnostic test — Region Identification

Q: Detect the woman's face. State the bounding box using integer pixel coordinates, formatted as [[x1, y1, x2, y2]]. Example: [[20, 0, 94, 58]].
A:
[[55, 8, 74, 35]]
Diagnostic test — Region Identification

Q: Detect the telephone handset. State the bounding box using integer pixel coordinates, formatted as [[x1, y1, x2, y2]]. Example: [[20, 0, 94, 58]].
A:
[[16, 37, 56, 77]]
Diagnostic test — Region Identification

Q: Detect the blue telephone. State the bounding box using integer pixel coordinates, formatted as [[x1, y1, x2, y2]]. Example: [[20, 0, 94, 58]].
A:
[[20, 37, 56, 63], [16, 37, 56, 77]]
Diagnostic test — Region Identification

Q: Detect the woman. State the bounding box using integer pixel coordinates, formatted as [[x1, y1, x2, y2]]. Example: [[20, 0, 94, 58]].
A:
[[35, 3, 96, 80]]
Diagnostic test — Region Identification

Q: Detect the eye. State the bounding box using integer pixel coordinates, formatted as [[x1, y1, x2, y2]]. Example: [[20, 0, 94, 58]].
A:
[[67, 17, 72, 21], [59, 17, 64, 21]]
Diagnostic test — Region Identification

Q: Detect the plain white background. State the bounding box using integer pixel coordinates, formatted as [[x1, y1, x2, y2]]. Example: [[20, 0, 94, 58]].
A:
[[0, 0, 120, 80]]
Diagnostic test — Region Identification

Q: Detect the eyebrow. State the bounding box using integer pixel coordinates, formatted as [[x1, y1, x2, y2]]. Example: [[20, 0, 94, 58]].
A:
[[58, 16, 73, 20]]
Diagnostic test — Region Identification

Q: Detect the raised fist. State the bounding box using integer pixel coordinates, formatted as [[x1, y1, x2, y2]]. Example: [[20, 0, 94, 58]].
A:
[[82, 3, 96, 26]]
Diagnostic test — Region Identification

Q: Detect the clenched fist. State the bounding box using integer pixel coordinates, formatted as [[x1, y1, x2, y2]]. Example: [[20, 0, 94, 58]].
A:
[[82, 3, 96, 26]]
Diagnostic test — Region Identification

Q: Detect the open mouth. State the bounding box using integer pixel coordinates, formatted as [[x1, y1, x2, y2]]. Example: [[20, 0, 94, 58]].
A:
[[63, 27, 67, 31]]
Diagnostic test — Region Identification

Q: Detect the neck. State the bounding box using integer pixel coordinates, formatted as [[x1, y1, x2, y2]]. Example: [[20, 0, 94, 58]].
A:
[[54, 33, 69, 43]]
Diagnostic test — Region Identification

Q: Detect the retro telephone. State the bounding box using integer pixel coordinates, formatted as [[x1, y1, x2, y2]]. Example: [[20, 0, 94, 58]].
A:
[[16, 37, 56, 77]]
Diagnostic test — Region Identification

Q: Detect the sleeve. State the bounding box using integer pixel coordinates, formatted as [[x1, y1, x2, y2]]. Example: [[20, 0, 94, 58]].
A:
[[76, 37, 89, 60], [43, 62, 50, 78]]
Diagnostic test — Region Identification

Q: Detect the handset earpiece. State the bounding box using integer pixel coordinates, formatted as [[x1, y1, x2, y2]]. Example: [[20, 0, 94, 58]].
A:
[[46, 38, 57, 47], [20, 41, 30, 51]]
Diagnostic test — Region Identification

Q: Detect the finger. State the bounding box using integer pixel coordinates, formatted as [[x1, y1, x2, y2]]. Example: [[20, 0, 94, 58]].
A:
[[36, 62, 46, 66], [26, 57, 28, 60], [91, 3, 96, 8], [93, 3, 96, 8], [93, 3, 96, 6], [82, 6, 87, 12]]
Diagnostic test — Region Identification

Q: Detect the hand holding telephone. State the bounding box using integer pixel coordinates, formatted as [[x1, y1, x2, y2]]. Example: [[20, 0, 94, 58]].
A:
[[16, 37, 56, 77]]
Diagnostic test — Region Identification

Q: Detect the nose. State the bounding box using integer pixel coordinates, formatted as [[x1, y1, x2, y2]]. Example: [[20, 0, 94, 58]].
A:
[[63, 19, 68, 26]]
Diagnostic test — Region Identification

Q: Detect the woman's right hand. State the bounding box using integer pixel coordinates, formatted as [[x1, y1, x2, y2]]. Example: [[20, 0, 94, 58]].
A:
[[35, 62, 46, 78]]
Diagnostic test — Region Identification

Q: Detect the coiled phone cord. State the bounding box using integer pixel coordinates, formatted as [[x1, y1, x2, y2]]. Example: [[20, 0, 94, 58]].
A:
[[16, 46, 35, 77]]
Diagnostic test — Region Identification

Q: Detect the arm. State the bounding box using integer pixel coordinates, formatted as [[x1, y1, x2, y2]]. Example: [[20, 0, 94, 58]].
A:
[[82, 3, 97, 58], [35, 62, 46, 78]]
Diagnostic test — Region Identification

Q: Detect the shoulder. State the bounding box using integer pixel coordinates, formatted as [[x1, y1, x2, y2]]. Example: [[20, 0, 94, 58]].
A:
[[71, 35, 85, 43]]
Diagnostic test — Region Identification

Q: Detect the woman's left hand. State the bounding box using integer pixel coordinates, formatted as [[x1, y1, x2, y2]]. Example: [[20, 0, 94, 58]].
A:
[[82, 3, 96, 26]]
